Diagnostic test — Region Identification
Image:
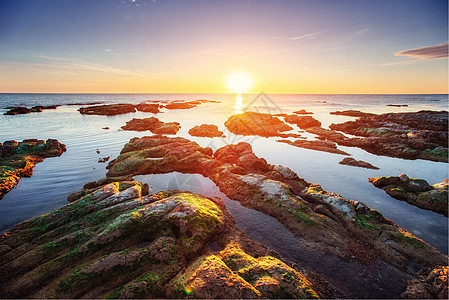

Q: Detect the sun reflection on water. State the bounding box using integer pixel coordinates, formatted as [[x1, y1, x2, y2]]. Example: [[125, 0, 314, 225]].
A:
[[233, 93, 244, 114]]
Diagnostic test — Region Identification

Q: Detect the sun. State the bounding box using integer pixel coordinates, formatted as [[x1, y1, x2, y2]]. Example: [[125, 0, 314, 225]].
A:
[[226, 72, 252, 93]]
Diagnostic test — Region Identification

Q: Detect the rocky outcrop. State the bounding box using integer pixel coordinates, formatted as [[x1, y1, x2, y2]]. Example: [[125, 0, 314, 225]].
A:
[[188, 124, 224, 137], [0, 139, 66, 199], [106, 135, 447, 274], [79, 104, 137, 116], [330, 110, 376, 118], [369, 175, 448, 216], [328, 110, 448, 162], [339, 157, 379, 169], [121, 117, 180, 134], [284, 115, 322, 129], [135, 103, 162, 113], [224, 111, 293, 137], [277, 139, 349, 155], [0, 180, 330, 299], [4, 105, 60, 115], [402, 266, 448, 299]]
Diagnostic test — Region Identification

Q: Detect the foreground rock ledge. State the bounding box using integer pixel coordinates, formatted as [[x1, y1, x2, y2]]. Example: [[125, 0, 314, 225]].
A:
[[369, 175, 448, 216], [0, 181, 333, 299], [0, 139, 66, 199], [106, 135, 447, 276]]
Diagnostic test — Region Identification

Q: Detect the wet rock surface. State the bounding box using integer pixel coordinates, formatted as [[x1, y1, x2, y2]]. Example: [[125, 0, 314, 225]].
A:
[[0, 181, 334, 299], [329, 110, 376, 118], [121, 117, 180, 134], [369, 175, 448, 216], [293, 109, 314, 115], [327, 110, 448, 162], [339, 157, 379, 169], [106, 135, 448, 289], [164, 99, 220, 110], [188, 124, 224, 137], [79, 104, 137, 116], [402, 266, 448, 299], [224, 111, 293, 137], [284, 115, 322, 129], [4, 105, 60, 115], [0, 139, 66, 199], [135, 103, 162, 113], [277, 139, 350, 155]]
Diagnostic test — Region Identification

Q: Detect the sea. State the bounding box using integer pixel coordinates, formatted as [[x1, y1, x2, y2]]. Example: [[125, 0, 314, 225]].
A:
[[0, 93, 448, 257]]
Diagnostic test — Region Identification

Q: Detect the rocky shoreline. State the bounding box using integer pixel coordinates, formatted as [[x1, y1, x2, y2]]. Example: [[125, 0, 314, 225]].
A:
[[0, 139, 66, 199]]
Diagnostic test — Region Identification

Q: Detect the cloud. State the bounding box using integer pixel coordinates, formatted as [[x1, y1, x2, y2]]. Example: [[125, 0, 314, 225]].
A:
[[288, 32, 322, 41], [395, 43, 448, 60]]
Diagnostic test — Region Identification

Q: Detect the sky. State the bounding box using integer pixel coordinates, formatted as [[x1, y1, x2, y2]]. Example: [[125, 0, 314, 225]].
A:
[[0, 0, 447, 94]]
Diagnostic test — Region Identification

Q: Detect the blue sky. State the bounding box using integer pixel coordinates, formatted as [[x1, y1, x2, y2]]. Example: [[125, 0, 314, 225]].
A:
[[0, 0, 447, 93]]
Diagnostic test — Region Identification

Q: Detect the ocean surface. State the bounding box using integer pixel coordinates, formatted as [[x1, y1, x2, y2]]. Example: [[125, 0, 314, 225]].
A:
[[0, 93, 448, 256]]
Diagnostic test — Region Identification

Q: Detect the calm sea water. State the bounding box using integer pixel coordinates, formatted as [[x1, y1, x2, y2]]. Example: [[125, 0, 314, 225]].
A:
[[0, 93, 448, 254]]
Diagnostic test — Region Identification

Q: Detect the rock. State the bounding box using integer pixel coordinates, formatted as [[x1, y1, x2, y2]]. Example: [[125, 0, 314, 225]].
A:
[[188, 124, 224, 137], [0, 179, 332, 299], [323, 111, 449, 162], [339, 157, 379, 169], [387, 104, 408, 107], [121, 117, 180, 134], [169, 242, 319, 299], [163, 100, 219, 110], [277, 139, 350, 155], [106, 135, 447, 274], [293, 109, 314, 115], [329, 110, 376, 118], [135, 103, 161, 113], [98, 156, 110, 163], [3, 105, 60, 115], [102, 127, 110, 130], [0, 139, 66, 199], [402, 266, 448, 299], [67, 102, 103, 106], [224, 112, 293, 137], [79, 104, 136, 116], [284, 115, 321, 129], [369, 175, 447, 216]]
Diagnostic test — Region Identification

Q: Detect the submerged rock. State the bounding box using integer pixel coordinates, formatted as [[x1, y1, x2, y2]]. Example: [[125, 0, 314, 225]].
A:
[[277, 139, 349, 155], [369, 175, 448, 216], [402, 266, 448, 299], [0, 180, 332, 299], [224, 111, 293, 137], [106, 135, 448, 276], [339, 157, 379, 169], [79, 104, 137, 116], [188, 124, 224, 137], [329, 110, 376, 118], [121, 117, 180, 134], [0, 139, 66, 199]]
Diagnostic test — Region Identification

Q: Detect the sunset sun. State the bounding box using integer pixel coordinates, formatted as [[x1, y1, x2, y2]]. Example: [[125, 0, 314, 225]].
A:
[[226, 72, 252, 93]]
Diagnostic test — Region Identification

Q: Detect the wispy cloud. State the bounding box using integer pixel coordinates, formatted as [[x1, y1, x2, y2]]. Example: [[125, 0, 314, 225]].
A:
[[1, 54, 161, 78], [269, 31, 324, 41], [395, 43, 448, 60]]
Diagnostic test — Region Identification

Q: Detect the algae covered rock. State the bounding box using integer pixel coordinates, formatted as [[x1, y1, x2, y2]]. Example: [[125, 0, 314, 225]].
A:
[[0, 181, 225, 298], [369, 175, 448, 216], [339, 157, 379, 169], [0, 139, 66, 199], [169, 242, 319, 299]]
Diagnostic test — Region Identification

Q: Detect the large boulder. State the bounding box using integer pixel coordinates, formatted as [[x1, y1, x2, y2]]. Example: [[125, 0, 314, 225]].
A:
[[284, 115, 321, 129], [224, 111, 293, 137]]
